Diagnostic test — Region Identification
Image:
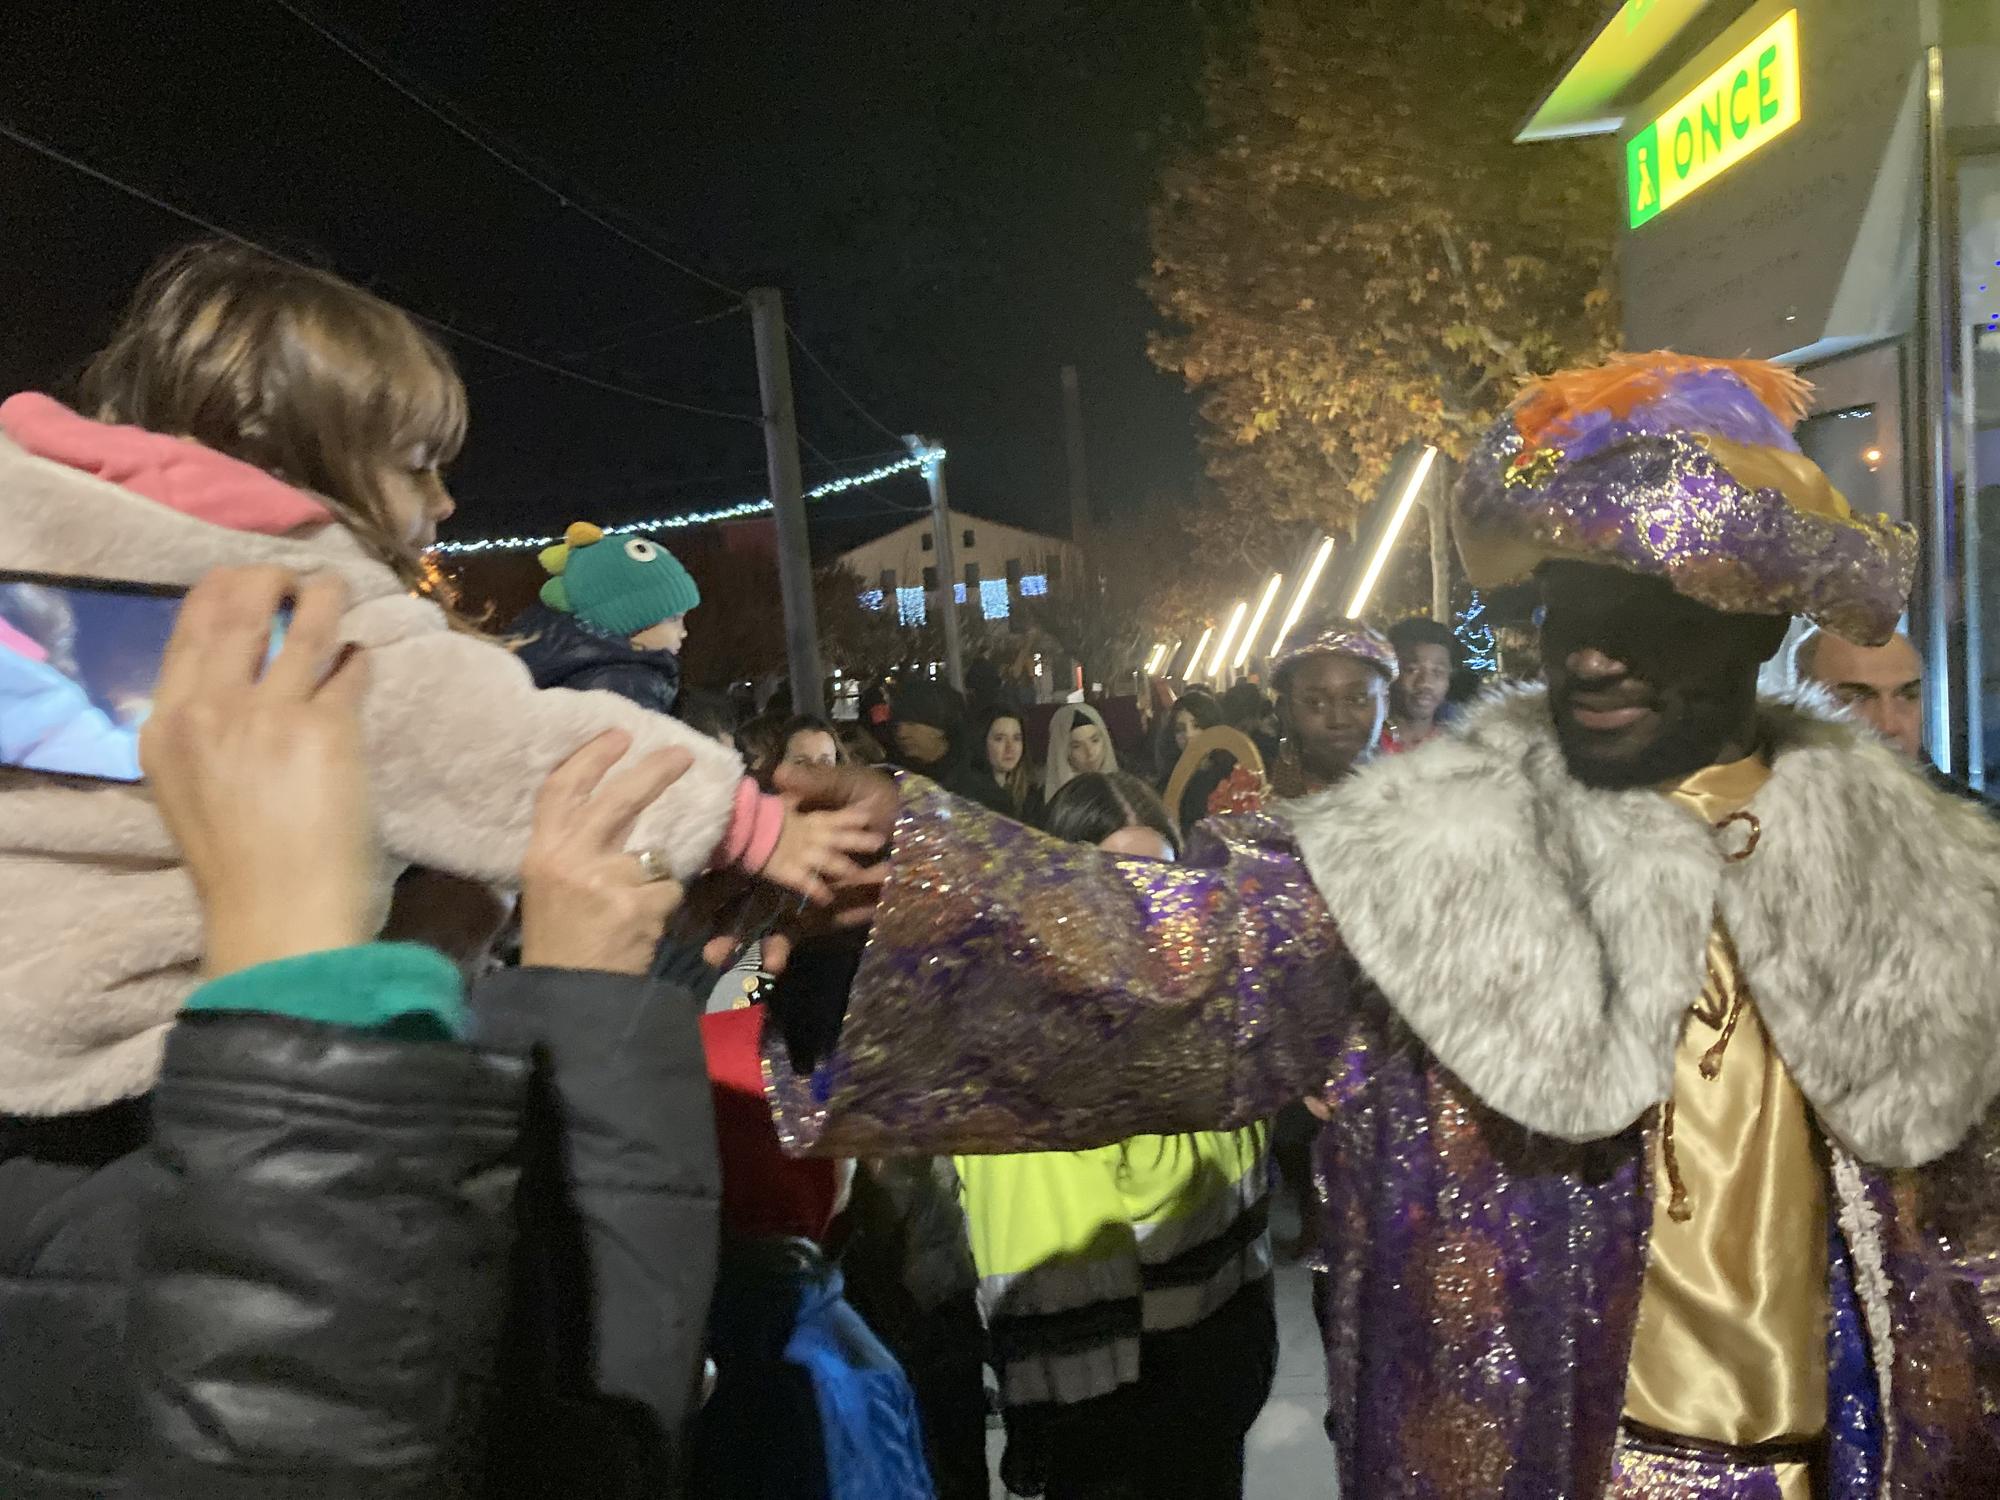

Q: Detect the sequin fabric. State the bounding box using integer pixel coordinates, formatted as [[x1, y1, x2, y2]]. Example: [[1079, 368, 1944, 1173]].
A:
[[1273, 618, 1398, 683], [1872, 1120, 2000, 1494], [1603, 1434, 1797, 1499], [765, 780, 2000, 1498], [1311, 1024, 1650, 1498], [764, 777, 1348, 1159], [1455, 396, 1916, 645]]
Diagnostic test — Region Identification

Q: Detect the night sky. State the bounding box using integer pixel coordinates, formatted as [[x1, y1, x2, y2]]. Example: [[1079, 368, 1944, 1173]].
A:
[[2, 0, 1214, 552]]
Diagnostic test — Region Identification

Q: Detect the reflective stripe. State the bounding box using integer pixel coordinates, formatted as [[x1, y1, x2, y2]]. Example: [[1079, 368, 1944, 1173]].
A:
[[1143, 1238, 1272, 1332], [1130, 1139, 1270, 1267], [998, 1334, 1141, 1407], [975, 1251, 1139, 1323]]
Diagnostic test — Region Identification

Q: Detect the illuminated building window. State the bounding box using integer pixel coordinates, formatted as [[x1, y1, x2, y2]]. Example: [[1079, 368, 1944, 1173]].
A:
[[896, 586, 926, 627], [979, 578, 1010, 620], [1019, 573, 1048, 597]]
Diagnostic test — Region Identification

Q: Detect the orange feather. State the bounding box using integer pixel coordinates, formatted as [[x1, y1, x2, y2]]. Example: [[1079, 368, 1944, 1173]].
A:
[[1511, 352, 1812, 451]]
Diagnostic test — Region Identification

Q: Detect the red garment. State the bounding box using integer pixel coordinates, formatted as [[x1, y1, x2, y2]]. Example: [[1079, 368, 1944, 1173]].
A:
[[701, 1004, 839, 1243], [1378, 722, 1438, 756], [0, 392, 332, 534]]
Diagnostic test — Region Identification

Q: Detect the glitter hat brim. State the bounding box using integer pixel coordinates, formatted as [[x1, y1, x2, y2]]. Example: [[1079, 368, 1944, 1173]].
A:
[[1272, 621, 1400, 683], [1454, 425, 1916, 647]]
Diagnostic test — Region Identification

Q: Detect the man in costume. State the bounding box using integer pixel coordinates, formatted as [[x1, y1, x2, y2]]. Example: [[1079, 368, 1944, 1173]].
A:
[[765, 354, 2000, 1498]]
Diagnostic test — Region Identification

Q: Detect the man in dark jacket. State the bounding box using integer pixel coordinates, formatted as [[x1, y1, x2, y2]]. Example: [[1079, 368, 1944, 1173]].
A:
[[513, 521, 703, 716], [0, 569, 725, 1499], [875, 677, 1013, 816]]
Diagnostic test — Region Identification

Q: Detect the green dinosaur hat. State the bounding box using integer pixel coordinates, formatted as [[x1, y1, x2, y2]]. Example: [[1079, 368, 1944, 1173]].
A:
[[538, 522, 701, 637]]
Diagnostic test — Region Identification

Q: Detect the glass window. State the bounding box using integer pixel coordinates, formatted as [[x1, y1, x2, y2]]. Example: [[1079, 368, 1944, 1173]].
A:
[[963, 528, 975, 549], [921, 533, 934, 553], [1963, 153, 2000, 788]]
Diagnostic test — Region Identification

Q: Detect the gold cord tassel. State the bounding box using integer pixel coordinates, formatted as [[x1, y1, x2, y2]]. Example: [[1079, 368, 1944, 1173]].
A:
[[1698, 988, 1747, 1081], [1661, 1100, 1692, 1224]]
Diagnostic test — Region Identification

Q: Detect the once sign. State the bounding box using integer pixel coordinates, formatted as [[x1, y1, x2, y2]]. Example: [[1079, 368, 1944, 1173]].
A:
[[1627, 10, 1802, 228]]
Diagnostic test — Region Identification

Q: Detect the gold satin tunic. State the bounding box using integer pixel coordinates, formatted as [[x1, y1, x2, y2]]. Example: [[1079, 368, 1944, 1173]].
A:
[[1622, 756, 1827, 1498]]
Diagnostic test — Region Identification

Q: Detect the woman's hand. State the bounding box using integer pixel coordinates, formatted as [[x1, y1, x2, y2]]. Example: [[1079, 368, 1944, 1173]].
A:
[[518, 731, 694, 975], [142, 567, 372, 978]]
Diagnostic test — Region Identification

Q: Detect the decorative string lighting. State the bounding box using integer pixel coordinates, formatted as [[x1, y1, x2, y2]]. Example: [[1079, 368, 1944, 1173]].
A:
[[430, 451, 938, 556]]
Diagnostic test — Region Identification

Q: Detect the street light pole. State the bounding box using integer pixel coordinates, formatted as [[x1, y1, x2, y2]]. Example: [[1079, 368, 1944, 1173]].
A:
[[748, 287, 826, 716], [905, 435, 966, 693]]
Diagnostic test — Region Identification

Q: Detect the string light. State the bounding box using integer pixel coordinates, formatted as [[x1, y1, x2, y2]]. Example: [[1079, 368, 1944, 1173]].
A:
[[896, 585, 927, 627], [1235, 573, 1284, 670], [979, 578, 1011, 620], [1347, 446, 1438, 618], [1018, 573, 1049, 597], [1208, 600, 1248, 678], [1272, 538, 1335, 654], [431, 451, 938, 556]]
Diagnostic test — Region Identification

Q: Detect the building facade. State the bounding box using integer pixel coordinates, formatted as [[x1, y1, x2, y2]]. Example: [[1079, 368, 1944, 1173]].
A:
[[1521, 0, 2000, 784], [835, 511, 1081, 628]]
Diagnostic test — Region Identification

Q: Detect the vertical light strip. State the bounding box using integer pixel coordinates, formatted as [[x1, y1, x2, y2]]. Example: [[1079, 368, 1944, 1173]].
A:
[[1272, 538, 1335, 654], [1188, 626, 1215, 679], [1208, 601, 1249, 677], [1144, 642, 1168, 674], [1234, 573, 1284, 670], [1346, 446, 1439, 618]]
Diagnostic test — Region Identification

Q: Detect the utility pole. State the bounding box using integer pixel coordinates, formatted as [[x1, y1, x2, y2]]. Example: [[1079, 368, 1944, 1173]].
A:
[[1060, 365, 1092, 586], [905, 435, 965, 692], [747, 288, 826, 718]]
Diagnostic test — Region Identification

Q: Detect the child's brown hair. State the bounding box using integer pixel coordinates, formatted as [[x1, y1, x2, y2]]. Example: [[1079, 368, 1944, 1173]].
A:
[[77, 240, 467, 596]]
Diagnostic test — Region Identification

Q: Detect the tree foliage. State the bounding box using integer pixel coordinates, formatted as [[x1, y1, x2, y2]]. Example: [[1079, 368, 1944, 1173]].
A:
[[1148, 0, 1619, 576]]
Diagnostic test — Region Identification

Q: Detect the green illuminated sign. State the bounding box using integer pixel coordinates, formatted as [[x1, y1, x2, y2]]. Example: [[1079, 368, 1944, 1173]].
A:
[[1627, 10, 1801, 228]]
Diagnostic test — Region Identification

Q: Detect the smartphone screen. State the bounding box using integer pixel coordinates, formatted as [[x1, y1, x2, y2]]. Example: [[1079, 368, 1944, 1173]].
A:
[[0, 571, 289, 784]]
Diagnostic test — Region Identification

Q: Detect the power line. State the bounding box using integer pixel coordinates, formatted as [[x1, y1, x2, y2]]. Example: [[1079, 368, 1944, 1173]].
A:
[[563, 300, 747, 361], [0, 119, 758, 427], [787, 327, 907, 444], [266, 0, 742, 303]]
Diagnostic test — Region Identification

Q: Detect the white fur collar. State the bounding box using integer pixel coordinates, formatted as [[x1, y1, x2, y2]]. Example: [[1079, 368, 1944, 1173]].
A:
[[1289, 687, 2000, 1167]]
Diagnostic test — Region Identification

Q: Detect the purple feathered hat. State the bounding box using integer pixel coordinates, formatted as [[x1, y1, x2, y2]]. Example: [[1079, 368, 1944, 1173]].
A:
[[1452, 352, 1915, 645]]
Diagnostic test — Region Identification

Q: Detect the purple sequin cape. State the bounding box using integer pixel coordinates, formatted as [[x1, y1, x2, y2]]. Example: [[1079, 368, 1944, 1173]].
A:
[[765, 777, 2000, 1498]]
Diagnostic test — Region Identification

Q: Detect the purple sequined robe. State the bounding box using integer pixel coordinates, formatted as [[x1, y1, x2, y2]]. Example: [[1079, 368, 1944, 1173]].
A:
[[768, 692, 2000, 1498]]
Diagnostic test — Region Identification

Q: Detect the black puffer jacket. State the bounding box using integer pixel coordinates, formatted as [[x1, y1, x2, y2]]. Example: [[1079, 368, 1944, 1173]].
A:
[[512, 603, 683, 716], [0, 967, 720, 1499]]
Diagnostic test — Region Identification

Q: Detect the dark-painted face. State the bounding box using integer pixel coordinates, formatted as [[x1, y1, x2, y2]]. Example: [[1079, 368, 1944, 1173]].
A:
[[1539, 562, 1788, 789], [1280, 655, 1388, 783]]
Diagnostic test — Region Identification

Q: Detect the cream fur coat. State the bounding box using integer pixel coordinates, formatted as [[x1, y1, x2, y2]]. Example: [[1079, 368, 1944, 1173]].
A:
[[1293, 688, 2000, 1170], [0, 431, 745, 1113]]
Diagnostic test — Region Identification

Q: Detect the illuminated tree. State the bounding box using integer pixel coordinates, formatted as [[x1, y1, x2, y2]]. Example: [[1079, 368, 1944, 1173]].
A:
[[1148, 0, 1618, 577]]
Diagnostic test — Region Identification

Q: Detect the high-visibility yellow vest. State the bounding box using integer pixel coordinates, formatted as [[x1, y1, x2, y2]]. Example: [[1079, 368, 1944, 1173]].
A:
[[955, 1122, 1270, 1408]]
